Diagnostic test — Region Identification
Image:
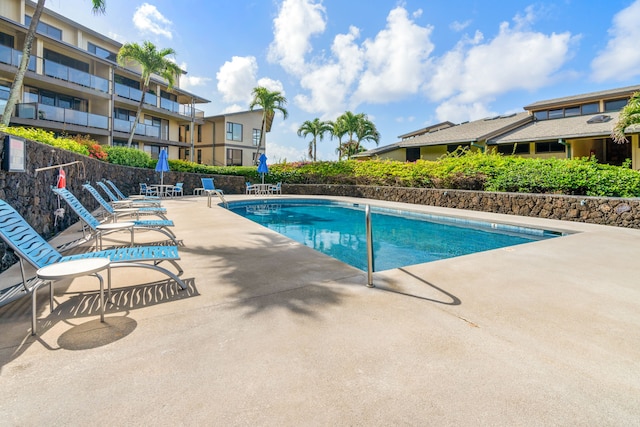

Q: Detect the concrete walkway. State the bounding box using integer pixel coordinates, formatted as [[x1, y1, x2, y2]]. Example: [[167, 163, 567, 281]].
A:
[[1, 195, 639, 426]]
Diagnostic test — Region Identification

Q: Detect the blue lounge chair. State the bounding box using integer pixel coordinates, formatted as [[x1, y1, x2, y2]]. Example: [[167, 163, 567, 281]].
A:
[[0, 199, 185, 334], [97, 181, 160, 207], [83, 183, 168, 221], [106, 179, 160, 202], [52, 187, 179, 247]]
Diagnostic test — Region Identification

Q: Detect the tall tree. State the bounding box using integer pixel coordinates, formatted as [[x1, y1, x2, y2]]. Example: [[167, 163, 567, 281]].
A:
[[297, 118, 332, 161], [612, 91, 640, 144], [117, 41, 182, 147], [249, 86, 288, 163], [333, 111, 381, 159], [0, 0, 106, 128], [328, 118, 347, 160]]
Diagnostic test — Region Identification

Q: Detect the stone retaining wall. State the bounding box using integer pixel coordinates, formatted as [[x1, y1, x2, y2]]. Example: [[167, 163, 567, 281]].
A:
[[0, 136, 245, 272], [284, 184, 640, 229]]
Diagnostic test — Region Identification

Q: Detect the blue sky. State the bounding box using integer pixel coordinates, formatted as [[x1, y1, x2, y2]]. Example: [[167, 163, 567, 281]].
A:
[[46, 0, 640, 161]]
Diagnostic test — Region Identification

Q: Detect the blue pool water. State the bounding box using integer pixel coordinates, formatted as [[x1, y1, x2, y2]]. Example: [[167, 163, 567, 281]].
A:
[[227, 199, 563, 271]]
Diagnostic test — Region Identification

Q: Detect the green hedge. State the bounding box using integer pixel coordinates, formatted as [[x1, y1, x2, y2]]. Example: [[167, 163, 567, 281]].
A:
[[4, 126, 639, 197]]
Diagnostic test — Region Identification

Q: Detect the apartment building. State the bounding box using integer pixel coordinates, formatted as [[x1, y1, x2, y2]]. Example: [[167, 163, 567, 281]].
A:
[[355, 85, 640, 170], [0, 0, 209, 160], [179, 109, 264, 166]]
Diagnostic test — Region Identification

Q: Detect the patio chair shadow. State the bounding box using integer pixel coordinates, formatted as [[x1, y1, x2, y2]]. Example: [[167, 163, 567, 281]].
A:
[[0, 278, 198, 364]]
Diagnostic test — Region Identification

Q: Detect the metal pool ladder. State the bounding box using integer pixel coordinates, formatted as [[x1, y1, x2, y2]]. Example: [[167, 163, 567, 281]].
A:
[[366, 205, 375, 288]]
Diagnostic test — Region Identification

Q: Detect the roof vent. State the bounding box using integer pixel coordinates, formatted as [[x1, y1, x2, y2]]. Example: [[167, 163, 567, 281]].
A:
[[587, 114, 611, 124]]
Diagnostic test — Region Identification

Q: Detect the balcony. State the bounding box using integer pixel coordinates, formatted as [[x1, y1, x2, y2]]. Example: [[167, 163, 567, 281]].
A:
[[180, 105, 205, 119], [43, 59, 108, 93], [0, 45, 36, 71], [113, 118, 161, 138], [15, 102, 108, 129], [115, 82, 143, 102]]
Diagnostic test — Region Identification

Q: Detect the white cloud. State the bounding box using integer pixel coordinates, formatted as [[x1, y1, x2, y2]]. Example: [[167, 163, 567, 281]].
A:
[[294, 26, 363, 117], [222, 104, 244, 114], [181, 75, 212, 91], [133, 3, 173, 39], [425, 10, 576, 122], [450, 20, 471, 32], [108, 32, 126, 44], [216, 56, 258, 104], [268, 0, 327, 75], [353, 7, 434, 104], [591, 0, 640, 82], [256, 77, 285, 95], [266, 141, 308, 163]]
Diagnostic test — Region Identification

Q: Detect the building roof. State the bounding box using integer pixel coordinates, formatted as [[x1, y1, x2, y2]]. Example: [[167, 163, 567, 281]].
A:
[[524, 85, 640, 111], [354, 112, 531, 158], [397, 121, 455, 139], [488, 112, 621, 144]]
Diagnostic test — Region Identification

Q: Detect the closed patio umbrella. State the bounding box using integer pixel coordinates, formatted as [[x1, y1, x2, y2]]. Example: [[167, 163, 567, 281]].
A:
[[257, 153, 269, 184], [155, 148, 170, 186]]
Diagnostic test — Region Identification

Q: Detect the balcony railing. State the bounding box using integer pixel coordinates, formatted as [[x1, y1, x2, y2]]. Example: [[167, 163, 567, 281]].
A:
[[113, 118, 161, 138], [43, 59, 108, 93], [15, 102, 108, 129], [115, 82, 143, 102], [180, 105, 205, 118], [0, 45, 36, 71]]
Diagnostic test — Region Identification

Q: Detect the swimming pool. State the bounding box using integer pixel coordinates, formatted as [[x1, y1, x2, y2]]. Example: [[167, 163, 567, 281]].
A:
[[227, 199, 565, 271]]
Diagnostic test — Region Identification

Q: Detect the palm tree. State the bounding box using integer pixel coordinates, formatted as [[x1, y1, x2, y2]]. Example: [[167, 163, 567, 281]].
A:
[[612, 91, 640, 144], [117, 41, 183, 147], [297, 118, 332, 161], [333, 111, 381, 159], [328, 118, 347, 160], [249, 86, 288, 162], [0, 0, 106, 128]]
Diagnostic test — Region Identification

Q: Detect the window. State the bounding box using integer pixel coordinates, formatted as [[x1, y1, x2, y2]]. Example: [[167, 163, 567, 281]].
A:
[[114, 74, 140, 90], [197, 149, 202, 164], [0, 32, 14, 48], [406, 147, 420, 162], [25, 16, 62, 40], [114, 108, 135, 121], [604, 98, 627, 112], [113, 139, 138, 149], [581, 103, 599, 114], [564, 106, 580, 117], [87, 42, 117, 62], [44, 49, 89, 73], [145, 145, 163, 159], [447, 143, 470, 153], [226, 122, 243, 141], [160, 90, 176, 101], [197, 125, 202, 142], [25, 87, 87, 111], [548, 109, 564, 119], [535, 142, 565, 153], [252, 129, 261, 146], [534, 111, 548, 121], [496, 143, 530, 155], [227, 148, 243, 166]]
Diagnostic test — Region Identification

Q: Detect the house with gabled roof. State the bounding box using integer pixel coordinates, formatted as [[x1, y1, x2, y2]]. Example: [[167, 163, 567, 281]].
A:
[[355, 85, 640, 170]]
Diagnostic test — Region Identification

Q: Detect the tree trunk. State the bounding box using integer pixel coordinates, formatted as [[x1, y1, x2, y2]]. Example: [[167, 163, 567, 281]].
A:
[[253, 112, 267, 164], [127, 88, 146, 147], [0, 0, 45, 129]]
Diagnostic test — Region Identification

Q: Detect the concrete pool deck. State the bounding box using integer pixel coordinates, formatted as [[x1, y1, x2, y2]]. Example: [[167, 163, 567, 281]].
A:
[[1, 194, 639, 425]]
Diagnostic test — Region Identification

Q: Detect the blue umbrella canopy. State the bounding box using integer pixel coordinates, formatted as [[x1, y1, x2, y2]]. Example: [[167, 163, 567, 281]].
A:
[[155, 148, 170, 185], [257, 153, 269, 184]]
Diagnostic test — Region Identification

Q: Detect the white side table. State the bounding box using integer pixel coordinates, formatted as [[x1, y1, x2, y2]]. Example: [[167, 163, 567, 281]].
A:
[[96, 221, 135, 249], [35, 258, 111, 335]]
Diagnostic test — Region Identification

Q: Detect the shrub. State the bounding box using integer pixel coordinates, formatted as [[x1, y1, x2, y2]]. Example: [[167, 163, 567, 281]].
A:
[[104, 146, 152, 167]]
